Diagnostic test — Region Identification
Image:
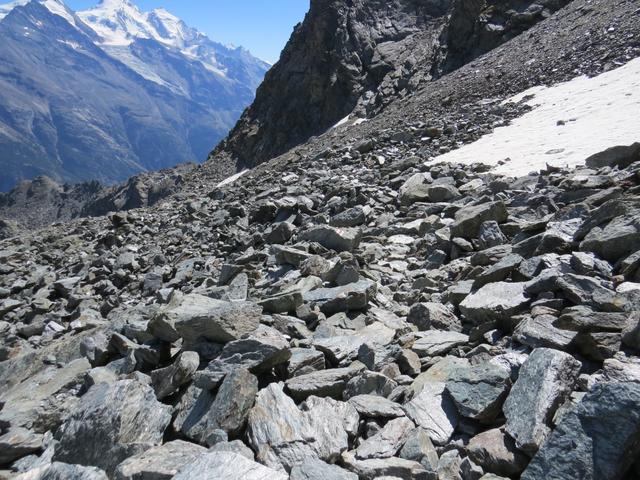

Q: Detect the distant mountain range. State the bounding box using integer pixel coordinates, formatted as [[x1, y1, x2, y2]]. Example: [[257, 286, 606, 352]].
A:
[[0, 0, 269, 191]]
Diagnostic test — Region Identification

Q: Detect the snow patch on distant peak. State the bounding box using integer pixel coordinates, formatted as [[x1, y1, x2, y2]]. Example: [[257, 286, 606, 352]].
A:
[[0, 0, 28, 21], [430, 57, 640, 178]]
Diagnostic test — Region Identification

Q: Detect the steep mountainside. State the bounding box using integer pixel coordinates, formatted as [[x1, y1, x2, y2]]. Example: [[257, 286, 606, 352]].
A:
[[1, 0, 640, 479], [214, 0, 570, 169], [0, 0, 268, 192]]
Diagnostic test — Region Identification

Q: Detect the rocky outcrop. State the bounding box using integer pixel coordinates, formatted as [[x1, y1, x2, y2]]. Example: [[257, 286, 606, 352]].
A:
[[213, 0, 571, 169]]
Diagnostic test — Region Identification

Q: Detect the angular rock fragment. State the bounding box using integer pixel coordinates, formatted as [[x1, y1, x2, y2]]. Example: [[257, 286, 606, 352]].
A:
[[14, 463, 108, 480], [181, 369, 258, 443], [341, 452, 433, 480], [513, 316, 578, 350], [459, 282, 530, 324], [288, 348, 326, 377], [172, 451, 288, 480], [403, 382, 458, 445], [114, 440, 207, 480], [148, 293, 261, 343], [407, 302, 461, 332], [150, 351, 199, 399], [399, 427, 439, 474], [467, 428, 529, 477], [286, 367, 362, 401], [504, 348, 581, 454], [411, 331, 469, 357], [246, 383, 314, 471], [0, 427, 43, 465], [355, 417, 415, 459], [522, 382, 640, 480], [348, 394, 406, 419], [302, 280, 377, 314], [450, 202, 508, 239], [446, 363, 511, 422], [300, 225, 362, 252], [290, 458, 358, 480], [53, 380, 172, 475], [399, 173, 431, 205]]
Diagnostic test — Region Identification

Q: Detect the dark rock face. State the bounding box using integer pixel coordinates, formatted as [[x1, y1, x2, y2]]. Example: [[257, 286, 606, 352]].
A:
[[213, 0, 569, 169]]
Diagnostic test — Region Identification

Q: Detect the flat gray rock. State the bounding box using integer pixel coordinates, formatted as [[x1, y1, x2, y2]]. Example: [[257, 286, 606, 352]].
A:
[[15, 462, 108, 480], [114, 440, 207, 480], [467, 428, 529, 477], [411, 331, 469, 358], [513, 315, 578, 350], [291, 458, 358, 480], [148, 293, 261, 343], [341, 452, 432, 480], [0, 427, 43, 465], [450, 202, 508, 239], [348, 394, 405, 419], [459, 282, 530, 324], [303, 280, 377, 314], [172, 451, 288, 480], [286, 366, 362, 401], [504, 348, 581, 454], [403, 382, 458, 445], [300, 225, 362, 252]]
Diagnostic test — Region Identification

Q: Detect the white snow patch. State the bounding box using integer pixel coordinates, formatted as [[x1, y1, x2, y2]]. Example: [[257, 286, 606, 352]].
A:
[[217, 169, 249, 188], [430, 57, 640, 177], [41, 0, 77, 26], [57, 39, 81, 50], [332, 115, 351, 130]]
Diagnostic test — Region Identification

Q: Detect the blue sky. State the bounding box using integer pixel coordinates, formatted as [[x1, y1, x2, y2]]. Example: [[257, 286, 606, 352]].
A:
[[65, 0, 310, 63]]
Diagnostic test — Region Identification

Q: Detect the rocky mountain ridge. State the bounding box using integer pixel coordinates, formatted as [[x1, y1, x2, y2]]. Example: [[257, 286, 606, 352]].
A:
[[1, 0, 640, 479]]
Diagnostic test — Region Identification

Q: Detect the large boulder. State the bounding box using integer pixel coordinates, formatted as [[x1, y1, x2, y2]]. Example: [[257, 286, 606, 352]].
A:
[[300, 226, 362, 252], [450, 202, 508, 239], [522, 382, 640, 480], [399, 173, 431, 205], [584, 143, 640, 169], [148, 293, 261, 343], [53, 380, 172, 475], [503, 348, 581, 454]]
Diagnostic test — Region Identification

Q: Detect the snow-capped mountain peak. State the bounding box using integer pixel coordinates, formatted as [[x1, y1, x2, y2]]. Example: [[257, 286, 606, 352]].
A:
[[77, 0, 157, 46], [0, 0, 77, 25]]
